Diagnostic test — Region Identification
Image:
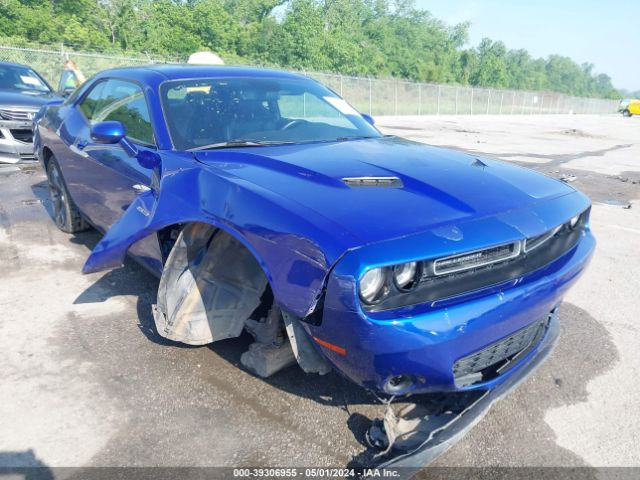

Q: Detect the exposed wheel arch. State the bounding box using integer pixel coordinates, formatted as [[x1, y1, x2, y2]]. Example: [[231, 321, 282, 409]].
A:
[[156, 221, 276, 294], [42, 146, 54, 172], [81, 170, 336, 319], [153, 221, 331, 375], [153, 222, 272, 345]]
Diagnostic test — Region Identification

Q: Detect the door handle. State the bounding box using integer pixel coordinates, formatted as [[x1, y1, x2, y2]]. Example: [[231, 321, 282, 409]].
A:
[[132, 184, 151, 193]]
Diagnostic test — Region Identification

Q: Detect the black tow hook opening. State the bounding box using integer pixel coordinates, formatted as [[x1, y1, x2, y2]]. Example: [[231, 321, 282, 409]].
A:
[[384, 374, 415, 395]]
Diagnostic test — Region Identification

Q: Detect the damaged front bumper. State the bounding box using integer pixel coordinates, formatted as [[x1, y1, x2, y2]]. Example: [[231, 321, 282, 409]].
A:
[[0, 120, 35, 163], [309, 227, 593, 396], [374, 310, 559, 471]]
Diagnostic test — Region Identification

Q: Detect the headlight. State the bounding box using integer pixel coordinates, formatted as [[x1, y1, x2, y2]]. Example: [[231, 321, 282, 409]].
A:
[[393, 262, 417, 289], [359, 268, 386, 303], [569, 214, 580, 229]]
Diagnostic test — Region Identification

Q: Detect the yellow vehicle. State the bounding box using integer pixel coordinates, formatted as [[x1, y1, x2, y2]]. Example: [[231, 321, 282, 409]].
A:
[[619, 99, 640, 116]]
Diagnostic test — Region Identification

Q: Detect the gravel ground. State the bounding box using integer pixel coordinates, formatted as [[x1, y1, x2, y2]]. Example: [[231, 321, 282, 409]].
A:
[[0, 114, 638, 473]]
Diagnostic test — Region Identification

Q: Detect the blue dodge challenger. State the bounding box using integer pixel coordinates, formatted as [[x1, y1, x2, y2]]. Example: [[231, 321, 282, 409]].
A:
[[35, 65, 595, 464]]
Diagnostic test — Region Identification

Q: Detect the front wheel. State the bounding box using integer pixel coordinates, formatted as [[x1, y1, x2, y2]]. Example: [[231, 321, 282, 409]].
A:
[[623, 109, 632, 117], [46, 156, 88, 233]]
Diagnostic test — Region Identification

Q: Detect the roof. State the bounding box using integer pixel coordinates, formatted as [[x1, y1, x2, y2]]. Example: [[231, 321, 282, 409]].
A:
[[0, 60, 30, 69], [100, 64, 309, 82]]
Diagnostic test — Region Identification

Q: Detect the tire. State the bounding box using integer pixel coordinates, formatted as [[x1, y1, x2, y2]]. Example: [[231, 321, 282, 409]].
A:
[[623, 110, 632, 117], [46, 156, 89, 233]]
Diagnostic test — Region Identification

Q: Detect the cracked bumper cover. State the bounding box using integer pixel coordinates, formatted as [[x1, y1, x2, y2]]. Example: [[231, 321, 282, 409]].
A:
[[0, 120, 34, 163], [379, 311, 560, 470]]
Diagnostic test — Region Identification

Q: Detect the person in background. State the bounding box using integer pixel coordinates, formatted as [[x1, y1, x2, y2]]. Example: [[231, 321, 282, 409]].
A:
[[58, 59, 86, 93]]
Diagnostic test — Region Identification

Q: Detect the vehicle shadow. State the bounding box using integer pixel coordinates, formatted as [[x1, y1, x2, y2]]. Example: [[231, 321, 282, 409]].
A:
[[0, 450, 54, 480]]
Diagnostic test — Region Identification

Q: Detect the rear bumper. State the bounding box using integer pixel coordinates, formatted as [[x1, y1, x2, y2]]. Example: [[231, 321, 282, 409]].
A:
[[0, 121, 35, 163], [308, 230, 594, 394]]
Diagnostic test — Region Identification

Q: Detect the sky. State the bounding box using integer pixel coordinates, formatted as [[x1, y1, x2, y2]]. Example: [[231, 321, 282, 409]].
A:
[[415, 0, 640, 92]]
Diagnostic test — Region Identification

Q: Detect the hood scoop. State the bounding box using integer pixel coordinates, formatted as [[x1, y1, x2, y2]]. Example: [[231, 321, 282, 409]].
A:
[[342, 176, 403, 188]]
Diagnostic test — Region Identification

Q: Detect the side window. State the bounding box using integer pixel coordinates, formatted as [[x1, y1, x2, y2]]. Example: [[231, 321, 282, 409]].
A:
[[78, 81, 105, 120], [79, 79, 155, 146]]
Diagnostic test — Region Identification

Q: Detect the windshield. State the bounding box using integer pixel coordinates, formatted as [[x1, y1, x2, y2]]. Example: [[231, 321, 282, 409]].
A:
[[160, 77, 381, 150], [0, 64, 51, 94]]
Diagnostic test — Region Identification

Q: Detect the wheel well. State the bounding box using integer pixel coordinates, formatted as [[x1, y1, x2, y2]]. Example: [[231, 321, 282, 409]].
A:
[[157, 221, 274, 316], [153, 221, 331, 375], [157, 223, 185, 265], [154, 222, 273, 345], [42, 147, 54, 171]]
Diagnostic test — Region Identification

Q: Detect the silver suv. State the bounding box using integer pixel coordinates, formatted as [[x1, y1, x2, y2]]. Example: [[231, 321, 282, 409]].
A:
[[0, 61, 60, 163]]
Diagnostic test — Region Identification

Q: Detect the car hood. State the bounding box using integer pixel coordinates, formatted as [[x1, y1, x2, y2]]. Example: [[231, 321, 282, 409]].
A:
[[194, 136, 574, 244], [0, 89, 60, 108]]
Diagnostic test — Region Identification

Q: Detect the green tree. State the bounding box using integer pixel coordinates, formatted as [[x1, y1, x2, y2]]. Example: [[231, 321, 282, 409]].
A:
[[0, 0, 626, 98], [470, 38, 508, 88]]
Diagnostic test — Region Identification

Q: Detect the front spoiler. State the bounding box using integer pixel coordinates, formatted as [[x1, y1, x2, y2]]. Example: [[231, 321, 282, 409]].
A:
[[378, 311, 560, 474]]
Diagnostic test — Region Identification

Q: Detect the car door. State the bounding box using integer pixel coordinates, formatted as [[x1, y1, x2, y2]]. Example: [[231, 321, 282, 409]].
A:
[[74, 78, 156, 230], [53, 80, 108, 221], [59, 77, 163, 272]]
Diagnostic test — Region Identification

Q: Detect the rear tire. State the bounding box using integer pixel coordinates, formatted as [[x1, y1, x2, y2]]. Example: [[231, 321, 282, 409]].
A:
[[623, 109, 632, 117], [46, 156, 89, 233]]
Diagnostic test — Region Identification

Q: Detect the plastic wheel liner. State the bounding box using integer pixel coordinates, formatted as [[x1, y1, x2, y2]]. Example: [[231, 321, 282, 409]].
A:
[[153, 224, 269, 345]]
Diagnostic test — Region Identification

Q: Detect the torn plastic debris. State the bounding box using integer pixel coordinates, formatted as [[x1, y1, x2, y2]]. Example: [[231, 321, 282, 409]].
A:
[[282, 311, 332, 375], [364, 313, 559, 476]]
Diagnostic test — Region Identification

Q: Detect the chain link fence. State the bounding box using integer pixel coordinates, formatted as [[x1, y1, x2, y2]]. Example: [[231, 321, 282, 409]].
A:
[[308, 71, 619, 115], [0, 42, 619, 115]]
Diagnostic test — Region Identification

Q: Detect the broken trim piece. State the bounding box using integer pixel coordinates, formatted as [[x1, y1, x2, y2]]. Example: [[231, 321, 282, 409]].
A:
[[282, 312, 332, 375], [376, 312, 560, 475]]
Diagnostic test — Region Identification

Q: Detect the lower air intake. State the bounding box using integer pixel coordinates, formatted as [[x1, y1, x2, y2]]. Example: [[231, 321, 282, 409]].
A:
[[453, 315, 550, 387]]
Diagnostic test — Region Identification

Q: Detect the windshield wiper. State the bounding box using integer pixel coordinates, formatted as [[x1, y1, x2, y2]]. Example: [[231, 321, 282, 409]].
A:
[[188, 140, 295, 151], [335, 135, 378, 141]]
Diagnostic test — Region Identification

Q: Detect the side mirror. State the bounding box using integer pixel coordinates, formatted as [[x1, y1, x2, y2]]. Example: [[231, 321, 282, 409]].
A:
[[91, 121, 126, 144], [361, 113, 375, 126], [90, 121, 138, 157], [90, 120, 159, 169]]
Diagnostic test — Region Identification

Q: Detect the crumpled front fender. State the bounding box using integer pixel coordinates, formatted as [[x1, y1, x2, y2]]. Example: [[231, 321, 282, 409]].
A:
[[82, 159, 361, 318], [82, 167, 203, 274]]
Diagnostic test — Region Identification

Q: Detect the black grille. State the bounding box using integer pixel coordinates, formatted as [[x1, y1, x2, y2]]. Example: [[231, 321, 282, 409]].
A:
[[364, 209, 589, 312], [453, 316, 550, 387], [434, 242, 520, 275], [10, 129, 33, 143]]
